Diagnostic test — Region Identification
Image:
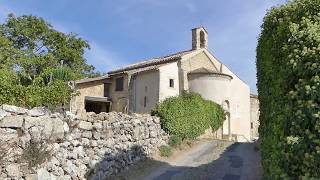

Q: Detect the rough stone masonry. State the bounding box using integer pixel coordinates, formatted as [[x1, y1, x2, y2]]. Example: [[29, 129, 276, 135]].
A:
[[0, 104, 168, 180]]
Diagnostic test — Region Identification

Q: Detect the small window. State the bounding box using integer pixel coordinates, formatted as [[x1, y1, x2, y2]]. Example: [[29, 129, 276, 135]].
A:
[[169, 79, 174, 88], [104, 83, 110, 97], [115, 77, 124, 91], [144, 96, 147, 107], [251, 122, 254, 129]]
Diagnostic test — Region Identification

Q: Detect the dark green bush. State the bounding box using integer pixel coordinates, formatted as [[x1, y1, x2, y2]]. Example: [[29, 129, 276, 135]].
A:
[[152, 92, 225, 140], [159, 145, 172, 157], [257, 0, 320, 178], [168, 135, 182, 148]]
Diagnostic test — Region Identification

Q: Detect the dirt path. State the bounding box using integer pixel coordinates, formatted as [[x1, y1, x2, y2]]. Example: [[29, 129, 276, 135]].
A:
[[112, 139, 262, 180]]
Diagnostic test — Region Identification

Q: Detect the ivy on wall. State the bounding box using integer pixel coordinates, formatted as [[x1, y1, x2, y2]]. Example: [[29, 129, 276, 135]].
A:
[[256, 0, 320, 178], [152, 92, 225, 140]]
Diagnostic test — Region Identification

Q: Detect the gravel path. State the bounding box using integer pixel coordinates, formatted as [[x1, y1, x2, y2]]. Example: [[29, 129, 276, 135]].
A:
[[113, 140, 262, 180]]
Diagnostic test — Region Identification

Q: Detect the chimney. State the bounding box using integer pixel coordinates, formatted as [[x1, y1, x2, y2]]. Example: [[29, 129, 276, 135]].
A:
[[192, 27, 208, 50]]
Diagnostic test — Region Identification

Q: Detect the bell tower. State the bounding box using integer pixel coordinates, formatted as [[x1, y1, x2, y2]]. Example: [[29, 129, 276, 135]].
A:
[[192, 27, 208, 50]]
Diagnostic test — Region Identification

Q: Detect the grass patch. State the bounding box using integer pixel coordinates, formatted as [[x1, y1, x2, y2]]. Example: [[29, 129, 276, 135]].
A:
[[168, 135, 182, 148], [159, 145, 172, 157]]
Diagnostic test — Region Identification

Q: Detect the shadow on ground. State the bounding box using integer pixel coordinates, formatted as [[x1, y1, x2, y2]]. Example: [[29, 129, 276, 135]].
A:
[[87, 142, 261, 180]]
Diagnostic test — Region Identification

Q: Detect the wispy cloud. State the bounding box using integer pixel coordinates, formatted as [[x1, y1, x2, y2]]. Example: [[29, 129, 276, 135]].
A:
[[85, 41, 128, 72], [184, 1, 197, 13], [0, 3, 13, 22]]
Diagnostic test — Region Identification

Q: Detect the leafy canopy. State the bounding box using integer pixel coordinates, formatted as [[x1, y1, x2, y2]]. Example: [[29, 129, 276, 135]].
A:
[[0, 14, 97, 108]]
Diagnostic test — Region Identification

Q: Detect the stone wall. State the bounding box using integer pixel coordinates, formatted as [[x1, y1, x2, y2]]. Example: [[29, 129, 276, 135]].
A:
[[70, 80, 105, 115], [250, 95, 260, 139], [0, 104, 168, 180]]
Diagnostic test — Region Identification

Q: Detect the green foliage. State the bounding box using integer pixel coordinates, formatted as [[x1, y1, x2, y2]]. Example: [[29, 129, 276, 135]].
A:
[[257, 0, 320, 178], [152, 92, 225, 140], [159, 145, 172, 157], [168, 135, 182, 148], [0, 14, 97, 108]]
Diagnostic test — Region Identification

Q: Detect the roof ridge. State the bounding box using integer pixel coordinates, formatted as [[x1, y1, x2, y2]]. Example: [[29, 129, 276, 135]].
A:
[[108, 49, 195, 74]]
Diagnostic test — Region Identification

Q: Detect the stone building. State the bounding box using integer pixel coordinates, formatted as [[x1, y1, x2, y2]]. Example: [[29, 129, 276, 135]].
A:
[[69, 27, 255, 141], [250, 94, 260, 140]]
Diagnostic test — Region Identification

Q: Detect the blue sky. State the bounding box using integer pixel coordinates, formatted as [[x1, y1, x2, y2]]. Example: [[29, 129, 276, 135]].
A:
[[0, 0, 286, 93]]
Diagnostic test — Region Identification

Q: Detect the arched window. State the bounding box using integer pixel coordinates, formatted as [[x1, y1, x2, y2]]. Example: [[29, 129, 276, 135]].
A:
[[200, 31, 206, 48], [222, 100, 230, 112]]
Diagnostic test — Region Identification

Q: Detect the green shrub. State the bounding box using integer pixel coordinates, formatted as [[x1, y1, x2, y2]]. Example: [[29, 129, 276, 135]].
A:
[[152, 92, 225, 140], [159, 145, 172, 157], [257, 0, 320, 178], [168, 135, 182, 148], [0, 70, 72, 108]]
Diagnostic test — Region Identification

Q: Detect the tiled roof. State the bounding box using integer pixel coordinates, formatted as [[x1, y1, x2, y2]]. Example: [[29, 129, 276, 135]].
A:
[[108, 49, 196, 74], [74, 74, 110, 84], [188, 67, 218, 74], [188, 67, 233, 79]]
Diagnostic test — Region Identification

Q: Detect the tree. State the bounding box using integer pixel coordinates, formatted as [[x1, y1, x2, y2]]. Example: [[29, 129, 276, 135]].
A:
[[0, 14, 96, 108]]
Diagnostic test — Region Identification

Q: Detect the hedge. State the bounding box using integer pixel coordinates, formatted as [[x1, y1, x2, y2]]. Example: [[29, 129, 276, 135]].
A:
[[152, 92, 225, 140], [256, 0, 320, 179]]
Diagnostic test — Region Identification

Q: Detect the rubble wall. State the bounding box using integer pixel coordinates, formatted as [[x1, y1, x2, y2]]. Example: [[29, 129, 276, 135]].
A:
[[0, 105, 168, 179]]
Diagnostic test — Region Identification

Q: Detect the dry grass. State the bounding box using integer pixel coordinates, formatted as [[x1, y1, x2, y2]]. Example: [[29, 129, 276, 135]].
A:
[[19, 138, 52, 170]]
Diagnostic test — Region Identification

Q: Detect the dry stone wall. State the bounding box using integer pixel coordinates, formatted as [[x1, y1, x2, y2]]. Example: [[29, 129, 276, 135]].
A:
[[0, 105, 168, 180]]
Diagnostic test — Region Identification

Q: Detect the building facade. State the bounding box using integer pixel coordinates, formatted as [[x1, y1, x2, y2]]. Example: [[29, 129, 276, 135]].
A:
[[250, 94, 260, 140], [70, 27, 257, 142]]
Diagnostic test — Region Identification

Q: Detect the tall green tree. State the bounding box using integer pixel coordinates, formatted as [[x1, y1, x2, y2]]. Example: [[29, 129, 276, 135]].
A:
[[0, 14, 97, 108]]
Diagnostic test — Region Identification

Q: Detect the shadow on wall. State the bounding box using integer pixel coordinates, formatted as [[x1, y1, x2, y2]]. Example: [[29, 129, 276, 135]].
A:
[[86, 142, 262, 180]]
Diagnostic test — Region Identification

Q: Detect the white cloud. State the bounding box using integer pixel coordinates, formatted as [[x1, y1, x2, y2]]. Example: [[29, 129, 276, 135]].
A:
[[85, 41, 128, 72]]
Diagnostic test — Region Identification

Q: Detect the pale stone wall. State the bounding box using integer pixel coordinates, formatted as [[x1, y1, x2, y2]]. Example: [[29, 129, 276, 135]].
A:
[[70, 80, 105, 115], [109, 74, 129, 112], [158, 62, 180, 101], [0, 105, 168, 179], [180, 51, 219, 91], [250, 95, 260, 139], [132, 70, 160, 113], [181, 50, 251, 142], [188, 74, 231, 104], [220, 64, 251, 142], [188, 74, 232, 136]]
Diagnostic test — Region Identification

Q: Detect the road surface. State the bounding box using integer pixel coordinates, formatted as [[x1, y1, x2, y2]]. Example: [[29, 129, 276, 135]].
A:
[[113, 139, 262, 180]]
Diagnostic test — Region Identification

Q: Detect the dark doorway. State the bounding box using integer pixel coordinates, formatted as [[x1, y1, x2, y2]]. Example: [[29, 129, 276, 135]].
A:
[[85, 100, 110, 114]]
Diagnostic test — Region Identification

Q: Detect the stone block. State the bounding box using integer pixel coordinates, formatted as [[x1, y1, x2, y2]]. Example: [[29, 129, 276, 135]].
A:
[[0, 109, 10, 120], [0, 115, 24, 128], [5, 163, 21, 178], [78, 121, 92, 130], [27, 107, 47, 117], [2, 104, 27, 114], [82, 131, 92, 138]]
